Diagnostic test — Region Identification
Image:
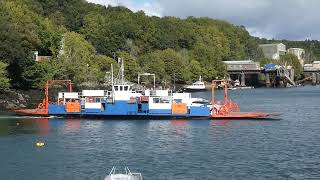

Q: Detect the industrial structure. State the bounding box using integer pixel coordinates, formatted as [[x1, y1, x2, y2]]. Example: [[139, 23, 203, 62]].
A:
[[303, 61, 320, 85], [223, 60, 260, 87], [223, 60, 296, 88], [259, 43, 286, 60], [287, 48, 305, 66]]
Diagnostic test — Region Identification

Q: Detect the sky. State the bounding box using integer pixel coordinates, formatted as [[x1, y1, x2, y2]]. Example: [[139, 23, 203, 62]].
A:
[[87, 0, 320, 40]]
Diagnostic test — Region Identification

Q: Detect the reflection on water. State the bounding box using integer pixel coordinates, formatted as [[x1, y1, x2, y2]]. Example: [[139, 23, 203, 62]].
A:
[[0, 117, 84, 136], [0, 118, 49, 135], [211, 120, 232, 127], [65, 119, 81, 132], [171, 120, 188, 126], [0, 117, 238, 136]]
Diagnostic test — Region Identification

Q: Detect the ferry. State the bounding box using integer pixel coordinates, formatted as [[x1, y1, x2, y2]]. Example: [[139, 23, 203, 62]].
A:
[[15, 60, 210, 119], [14, 59, 278, 120], [37, 82, 210, 118]]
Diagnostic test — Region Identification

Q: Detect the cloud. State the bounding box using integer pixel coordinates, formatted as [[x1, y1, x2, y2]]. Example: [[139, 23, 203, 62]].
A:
[[87, 0, 320, 40]]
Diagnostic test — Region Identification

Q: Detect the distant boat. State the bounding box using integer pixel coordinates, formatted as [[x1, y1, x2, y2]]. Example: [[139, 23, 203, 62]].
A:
[[228, 79, 254, 90], [228, 86, 254, 90], [105, 167, 142, 180], [233, 79, 240, 87], [184, 76, 206, 92]]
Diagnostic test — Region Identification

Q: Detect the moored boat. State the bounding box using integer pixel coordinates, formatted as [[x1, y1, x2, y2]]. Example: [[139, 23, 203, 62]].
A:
[[184, 76, 207, 92], [227, 86, 254, 90]]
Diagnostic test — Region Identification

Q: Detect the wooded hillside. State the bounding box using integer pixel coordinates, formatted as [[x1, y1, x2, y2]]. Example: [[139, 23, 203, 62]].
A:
[[0, 0, 316, 89]]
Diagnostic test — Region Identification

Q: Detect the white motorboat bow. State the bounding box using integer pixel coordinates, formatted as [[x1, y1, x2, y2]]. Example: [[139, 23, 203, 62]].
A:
[[105, 167, 142, 180]]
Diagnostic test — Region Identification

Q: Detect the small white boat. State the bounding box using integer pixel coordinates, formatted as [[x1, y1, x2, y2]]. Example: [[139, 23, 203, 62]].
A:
[[105, 167, 142, 180], [233, 79, 240, 87], [228, 86, 254, 90], [184, 76, 206, 92]]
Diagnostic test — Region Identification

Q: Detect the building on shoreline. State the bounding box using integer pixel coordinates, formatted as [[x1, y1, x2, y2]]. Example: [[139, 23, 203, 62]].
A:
[[287, 48, 305, 66], [304, 61, 320, 71], [34, 51, 51, 62], [259, 43, 286, 60], [259, 43, 305, 67]]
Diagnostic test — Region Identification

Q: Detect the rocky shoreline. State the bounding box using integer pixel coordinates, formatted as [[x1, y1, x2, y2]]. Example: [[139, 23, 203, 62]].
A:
[[0, 89, 43, 111]]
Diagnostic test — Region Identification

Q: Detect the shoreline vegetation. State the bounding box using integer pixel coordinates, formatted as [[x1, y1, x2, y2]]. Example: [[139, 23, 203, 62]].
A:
[[0, 0, 319, 110]]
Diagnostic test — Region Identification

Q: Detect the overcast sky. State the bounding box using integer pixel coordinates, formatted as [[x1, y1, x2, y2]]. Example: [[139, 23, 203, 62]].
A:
[[87, 0, 320, 40]]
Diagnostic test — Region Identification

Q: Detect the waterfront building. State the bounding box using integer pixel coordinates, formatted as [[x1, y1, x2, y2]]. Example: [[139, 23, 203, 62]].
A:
[[304, 61, 320, 71], [287, 48, 305, 66], [34, 51, 51, 62], [223, 60, 261, 87], [259, 43, 286, 60], [223, 60, 260, 71]]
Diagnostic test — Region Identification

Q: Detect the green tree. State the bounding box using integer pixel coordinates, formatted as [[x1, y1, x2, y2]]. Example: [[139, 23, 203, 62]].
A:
[[56, 32, 96, 84], [117, 52, 141, 82], [158, 49, 190, 82], [139, 49, 190, 83], [138, 52, 167, 84], [92, 55, 119, 82], [279, 54, 303, 79], [188, 60, 203, 81], [0, 61, 10, 90], [22, 61, 56, 89]]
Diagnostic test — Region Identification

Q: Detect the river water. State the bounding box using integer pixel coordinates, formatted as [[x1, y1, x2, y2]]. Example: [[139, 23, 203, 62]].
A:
[[0, 86, 319, 180]]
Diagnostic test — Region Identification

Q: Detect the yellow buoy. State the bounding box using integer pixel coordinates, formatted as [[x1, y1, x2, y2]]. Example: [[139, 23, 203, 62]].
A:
[[36, 142, 45, 147]]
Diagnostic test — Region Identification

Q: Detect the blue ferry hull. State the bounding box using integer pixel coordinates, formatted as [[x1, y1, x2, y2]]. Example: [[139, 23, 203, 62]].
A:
[[48, 100, 210, 119]]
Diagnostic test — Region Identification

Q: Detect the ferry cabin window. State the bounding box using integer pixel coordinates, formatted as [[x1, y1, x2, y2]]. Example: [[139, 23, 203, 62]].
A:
[[124, 86, 129, 91], [86, 97, 101, 103], [153, 98, 160, 103], [120, 86, 123, 91], [161, 98, 170, 103], [94, 97, 101, 103], [114, 86, 119, 91], [153, 98, 170, 104], [86, 97, 94, 103], [174, 99, 182, 103]]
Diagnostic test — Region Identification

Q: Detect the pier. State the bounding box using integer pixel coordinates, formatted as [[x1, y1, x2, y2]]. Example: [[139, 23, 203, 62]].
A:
[[302, 61, 320, 85], [223, 60, 260, 87], [224, 60, 297, 87]]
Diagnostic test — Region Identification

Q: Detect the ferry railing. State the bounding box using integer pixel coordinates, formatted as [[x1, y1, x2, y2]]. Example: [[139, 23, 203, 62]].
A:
[[125, 167, 142, 180], [108, 167, 142, 180], [109, 166, 116, 176]]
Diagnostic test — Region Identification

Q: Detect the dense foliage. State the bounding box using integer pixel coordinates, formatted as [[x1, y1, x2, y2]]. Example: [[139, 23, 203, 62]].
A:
[[0, 0, 312, 89], [0, 61, 10, 90]]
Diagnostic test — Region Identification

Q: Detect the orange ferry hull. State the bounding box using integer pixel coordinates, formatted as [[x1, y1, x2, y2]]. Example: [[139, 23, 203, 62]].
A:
[[211, 112, 278, 119]]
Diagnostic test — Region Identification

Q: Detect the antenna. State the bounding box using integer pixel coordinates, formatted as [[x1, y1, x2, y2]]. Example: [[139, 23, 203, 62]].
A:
[[111, 64, 114, 87], [121, 58, 124, 85], [173, 72, 176, 91], [116, 57, 125, 85]]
